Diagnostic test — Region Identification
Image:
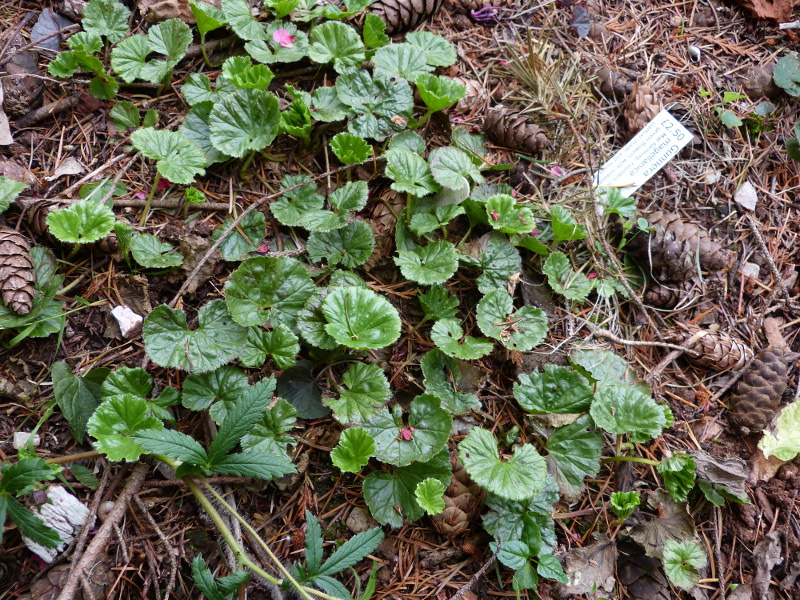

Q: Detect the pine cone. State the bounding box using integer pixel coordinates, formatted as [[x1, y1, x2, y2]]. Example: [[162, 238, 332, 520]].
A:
[[643, 280, 696, 308], [0, 226, 35, 315], [625, 211, 734, 282], [430, 455, 485, 536], [664, 323, 753, 372], [451, 76, 488, 114], [484, 105, 547, 154], [624, 82, 662, 135], [369, 0, 444, 34], [453, 0, 515, 12], [729, 348, 795, 434]]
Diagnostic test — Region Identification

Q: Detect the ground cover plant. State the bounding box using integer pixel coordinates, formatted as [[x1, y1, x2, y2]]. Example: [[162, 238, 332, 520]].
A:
[[2, 0, 800, 599]]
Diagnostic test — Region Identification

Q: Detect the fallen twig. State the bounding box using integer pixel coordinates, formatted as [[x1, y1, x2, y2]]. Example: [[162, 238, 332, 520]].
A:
[[15, 97, 79, 129], [592, 327, 700, 355], [744, 213, 800, 312], [449, 543, 499, 600]]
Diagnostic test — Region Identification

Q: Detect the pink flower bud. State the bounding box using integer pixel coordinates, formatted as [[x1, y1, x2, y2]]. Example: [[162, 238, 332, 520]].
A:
[[273, 29, 295, 48], [490, 210, 500, 221]]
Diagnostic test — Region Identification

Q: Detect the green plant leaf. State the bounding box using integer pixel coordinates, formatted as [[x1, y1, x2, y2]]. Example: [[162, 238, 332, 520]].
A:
[[663, 539, 707, 590], [0, 176, 27, 214], [363, 450, 452, 527], [325, 363, 389, 425], [657, 453, 697, 502], [308, 22, 365, 72], [363, 13, 389, 48], [460, 428, 547, 501], [395, 241, 459, 286], [476, 289, 548, 351], [83, 0, 131, 43], [182, 366, 249, 412], [222, 55, 275, 90], [111, 19, 192, 84], [590, 385, 666, 443], [322, 286, 401, 350], [52, 362, 110, 440], [610, 491, 640, 520], [537, 553, 568, 584], [130, 128, 206, 184], [110, 101, 140, 129], [68, 32, 103, 54], [419, 285, 458, 322], [373, 43, 431, 80], [225, 256, 315, 328], [570, 347, 637, 387], [602, 188, 637, 218], [212, 450, 295, 479], [415, 74, 465, 113], [384, 148, 439, 196], [271, 175, 324, 226], [245, 22, 309, 64], [303, 510, 324, 576], [331, 427, 375, 473], [759, 398, 800, 460], [180, 104, 229, 166], [317, 526, 384, 577], [514, 365, 593, 414], [221, 0, 268, 40], [330, 132, 372, 164], [46, 199, 115, 244], [311, 86, 351, 122], [143, 300, 247, 373], [192, 555, 244, 600], [471, 233, 522, 294], [420, 349, 481, 414], [211, 211, 265, 261], [493, 540, 532, 570], [0, 458, 59, 496], [190, 0, 226, 36], [277, 360, 329, 419], [129, 234, 183, 268], [240, 324, 299, 369], [452, 126, 487, 166], [79, 179, 125, 202], [206, 378, 273, 466], [485, 194, 535, 234], [362, 395, 452, 467], [405, 31, 456, 67], [542, 252, 593, 301], [102, 367, 178, 422], [429, 147, 483, 190], [546, 416, 602, 487], [550, 205, 588, 243], [719, 109, 742, 127], [297, 290, 338, 350], [415, 478, 446, 515], [0, 249, 63, 336], [281, 98, 312, 140], [389, 130, 426, 154], [87, 395, 164, 461], [307, 221, 375, 268], [132, 428, 208, 465], [6, 498, 63, 548], [209, 89, 281, 157], [240, 398, 297, 455], [774, 52, 800, 96], [430, 319, 493, 360]]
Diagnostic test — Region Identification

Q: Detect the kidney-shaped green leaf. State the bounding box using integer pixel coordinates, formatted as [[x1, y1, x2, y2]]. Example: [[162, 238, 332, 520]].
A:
[[322, 286, 401, 350], [476, 289, 548, 352]]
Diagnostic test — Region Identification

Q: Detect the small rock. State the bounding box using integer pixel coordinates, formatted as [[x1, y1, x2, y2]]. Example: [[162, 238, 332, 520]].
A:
[[12, 432, 41, 449], [734, 181, 758, 211], [740, 262, 760, 279], [110, 305, 143, 339], [346, 507, 378, 534]]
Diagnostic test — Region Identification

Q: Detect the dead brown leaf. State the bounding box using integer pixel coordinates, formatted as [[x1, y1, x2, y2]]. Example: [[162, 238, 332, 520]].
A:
[[138, 0, 195, 23], [732, 0, 800, 21]]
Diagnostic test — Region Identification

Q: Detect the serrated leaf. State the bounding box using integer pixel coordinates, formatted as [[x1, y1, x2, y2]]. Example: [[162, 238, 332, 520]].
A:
[[211, 211, 265, 261], [590, 385, 666, 443], [473, 233, 521, 294], [209, 89, 281, 157], [308, 22, 365, 72], [406, 31, 456, 67], [476, 289, 548, 352], [240, 398, 297, 455], [240, 324, 299, 369], [363, 450, 452, 527], [395, 241, 458, 286], [325, 363, 389, 425], [452, 126, 487, 166], [190, 0, 226, 36], [331, 427, 375, 472], [384, 148, 439, 196], [363, 13, 389, 48], [415, 74, 465, 113], [277, 360, 329, 419], [130, 233, 183, 268], [546, 416, 602, 487], [459, 428, 547, 501], [318, 527, 384, 576], [415, 478, 446, 514], [322, 286, 401, 350], [430, 319, 493, 360], [143, 300, 247, 373], [87, 395, 164, 461], [180, 104, 229, 166], [542, 252, 593, 301], [514, 365, 593, 414], [222, 55, 274, 90], [130, 128, 206, 184], [362, 395, 451, 467], [420, 349, 481, 414], [52, 362, 109, 440], [657, 453, 696, 502], [46, 199, 115, 244], [610, 491, 640, 520], [419, 285, 458, 321], [297, 289, 338, 350], [68, 31, 103, 54], [330, 132, 372, 164], [570, 347, 637, 387], [110, 101, 140, 129], [182, 366, 250, 412], [132, 428, 208, 465], [0, 458, 59, 496], [225, 256, 315, 328], [207, 378, 273, 466], [550, 205, 588, 243], [493, 540, 531, 570], [429, 147, 483, 191], [0, 177, 27, 214], [307, 221, 375, 268], [7, 498, 63, 548], [388, 130, 425, 154], [663, 539, 707, 590], [245, 22, 309, 64], [191, 555, 227, 600], [271, 175, 324, 226], [111, 19, 192, 84], [212, 451, 295, 479], [311, 86, 351, 122], [304, 510, 324, 575], [485, 194, 534, 234], [373, 43, 431, 80], [221, 0, 268, 40], [602, 188, 636, 218], [83, 0, 130, 43]]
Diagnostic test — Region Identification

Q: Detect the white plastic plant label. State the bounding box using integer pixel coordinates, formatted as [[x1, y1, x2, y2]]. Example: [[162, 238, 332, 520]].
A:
[[593, 109, 692, 197]]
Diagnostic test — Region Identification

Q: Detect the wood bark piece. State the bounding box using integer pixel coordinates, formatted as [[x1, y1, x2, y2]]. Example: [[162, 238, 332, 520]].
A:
[[0, 225, 35, 315], [664, 323, 753, 372], [625, 211, 734, 282], [483, 105, 547, 154], [729, 347, 796, 433], [369, 0, 444, 34]]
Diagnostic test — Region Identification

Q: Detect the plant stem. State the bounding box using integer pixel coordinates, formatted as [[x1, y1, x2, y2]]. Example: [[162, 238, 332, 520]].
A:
[[199, 33, 213, 67], [46, 450, 103, 465], [139, 172, 161, 227], [601, 455, 660, 467]]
